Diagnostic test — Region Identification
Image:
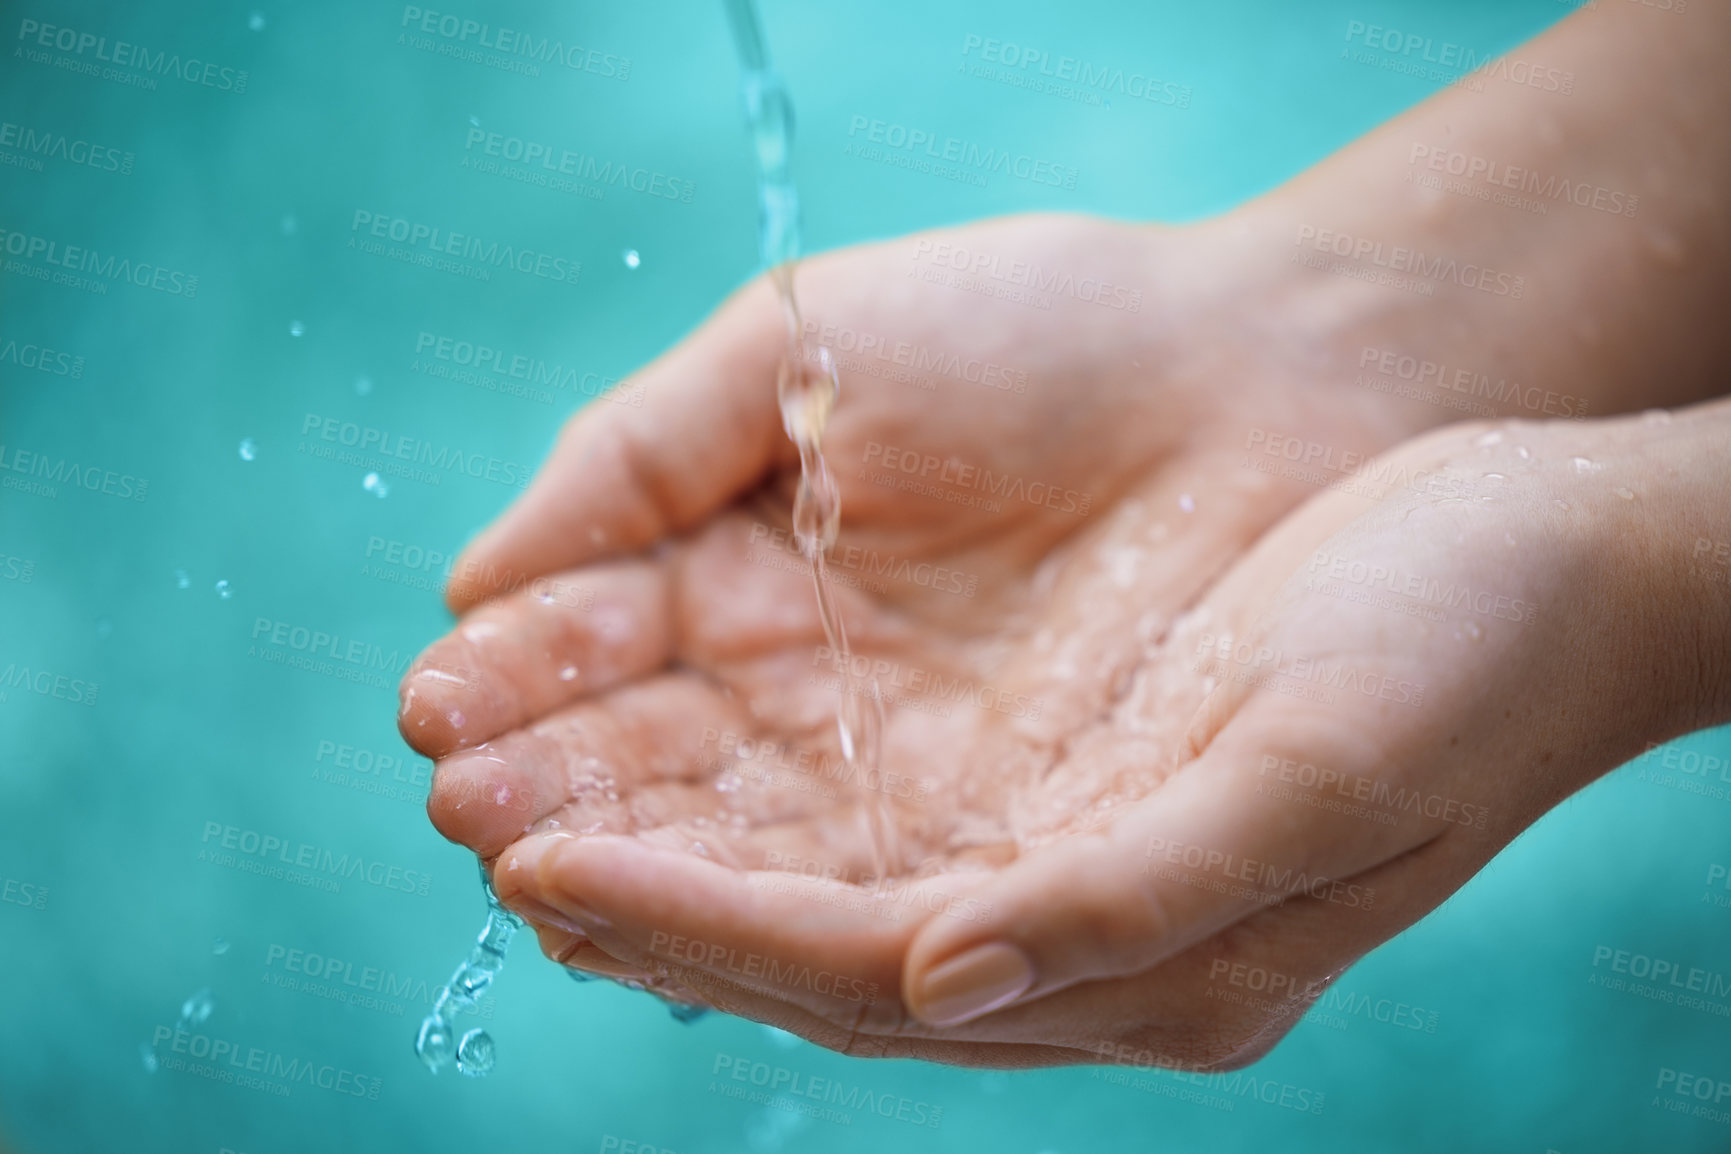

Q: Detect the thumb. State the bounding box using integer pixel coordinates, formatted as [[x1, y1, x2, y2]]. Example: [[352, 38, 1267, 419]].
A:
[[901, 710, 1428, 1028], [445, 277, 789, 611]]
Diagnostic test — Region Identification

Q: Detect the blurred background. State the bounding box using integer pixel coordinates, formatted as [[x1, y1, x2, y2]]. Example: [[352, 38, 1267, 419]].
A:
[[3, 0, 1728, 1151]]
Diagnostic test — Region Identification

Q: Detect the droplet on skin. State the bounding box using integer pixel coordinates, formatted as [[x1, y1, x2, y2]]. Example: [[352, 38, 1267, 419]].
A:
[[416, 668, 468, 688], [1572, 457, 1597, 473], [558, 665, 578, 681], [1456, 621, 1483, 642], [1177, 493, 1195, 514], [1614, 486, 1635, 501], [1515, 446, 1531, 460], [448, 709, 467, 729], [1474, 431, 1503, 448]]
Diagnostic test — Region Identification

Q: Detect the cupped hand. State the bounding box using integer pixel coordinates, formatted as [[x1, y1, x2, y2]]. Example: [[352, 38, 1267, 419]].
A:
[[397, 211, 1446, 1061]]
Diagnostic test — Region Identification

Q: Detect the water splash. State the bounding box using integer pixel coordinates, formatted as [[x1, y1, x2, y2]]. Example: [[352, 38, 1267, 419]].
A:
[[723, 0, 897, 880], [414, 863, 521, 1076]]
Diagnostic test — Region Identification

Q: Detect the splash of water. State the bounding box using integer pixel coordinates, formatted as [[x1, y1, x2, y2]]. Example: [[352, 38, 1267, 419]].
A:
[[414, 862, 520, 1075], [723, 0, 896, 879]]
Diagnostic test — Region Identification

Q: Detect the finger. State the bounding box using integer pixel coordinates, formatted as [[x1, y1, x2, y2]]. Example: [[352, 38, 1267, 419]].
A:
[[426, 672, 747, 858], [901, 704, 1441, 1028], [492, 831, 961, 1033], [445, 280, 787, 611], [399, 560, 674, 758]]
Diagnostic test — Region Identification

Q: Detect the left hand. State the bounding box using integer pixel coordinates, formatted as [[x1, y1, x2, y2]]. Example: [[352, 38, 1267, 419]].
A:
[[489, 402, 1730, 1068]]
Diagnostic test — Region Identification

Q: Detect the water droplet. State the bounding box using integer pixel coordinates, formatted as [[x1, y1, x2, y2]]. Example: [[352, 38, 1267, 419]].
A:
[[289, 320, 305, 338], [1572, 457, 1597, 473], [175, 569, 191, 589], [1613, 486, 1635, 501], [1473, 430, 1503, 448], [354, 375, 373, 396], [212, 938, 230, 956], [534, 590, 556, 604], [180, 988, 214, 1028], [1482, 472, 1506, 482], [1554, 499, 1571, 512], [448, 710, 466, 728], [140, 1043, 159, 1073], [1515, 446, 1531, 460], [415, 1017, 455, 1072], [558, 665, 578, 682], [468, 114, 482, 128], [669, 1003, 708, 1023], [1177, 493, 1195, 514], [622, 249, 641, 270], [238, 438, 257, 462], [1455, 621, 1484, 642], [567, 967, 597, 982], [456, 1029, 495, 1077], [248, 12, 266, 31], [215, 579, 232, 599], [363, 472, 389, 498]]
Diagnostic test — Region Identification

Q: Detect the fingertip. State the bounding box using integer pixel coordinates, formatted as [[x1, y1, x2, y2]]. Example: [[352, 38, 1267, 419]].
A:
[[425, 749, 546, 857]]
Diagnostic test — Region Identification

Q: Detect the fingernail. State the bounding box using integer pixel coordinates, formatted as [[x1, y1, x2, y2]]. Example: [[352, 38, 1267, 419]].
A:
[[508, 895, 592, 938], [911, 942, 1034, 1028], [499, 833, 610, 926]]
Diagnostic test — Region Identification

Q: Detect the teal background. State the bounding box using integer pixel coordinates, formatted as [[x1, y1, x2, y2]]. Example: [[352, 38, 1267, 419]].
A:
[[3, 1, 1728, 1151]]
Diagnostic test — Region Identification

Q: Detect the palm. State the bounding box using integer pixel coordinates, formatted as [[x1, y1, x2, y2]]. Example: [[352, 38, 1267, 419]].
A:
[[401, 212, 1426, 1002]]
